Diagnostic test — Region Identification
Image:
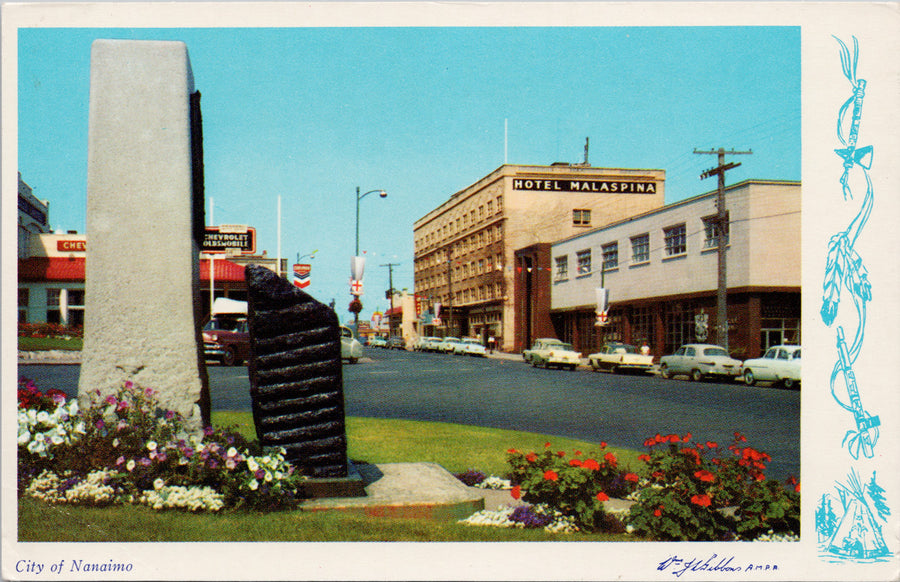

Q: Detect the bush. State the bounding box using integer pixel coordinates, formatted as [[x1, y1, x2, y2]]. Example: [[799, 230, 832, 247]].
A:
[[505, 442, 637, 532], [17, 379, 308, 512], [626, 432, 799, 541]]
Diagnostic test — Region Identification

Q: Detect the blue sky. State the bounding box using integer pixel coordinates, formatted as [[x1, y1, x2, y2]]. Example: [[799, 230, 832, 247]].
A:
[[18, 26, 799, 322]]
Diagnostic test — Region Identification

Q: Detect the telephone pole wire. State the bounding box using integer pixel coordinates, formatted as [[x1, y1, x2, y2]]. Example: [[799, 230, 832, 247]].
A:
[[694, 147, 752, 351]]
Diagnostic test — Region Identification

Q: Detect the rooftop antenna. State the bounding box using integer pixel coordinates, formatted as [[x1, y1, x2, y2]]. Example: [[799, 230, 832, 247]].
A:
[[583, 137, 590, 166]]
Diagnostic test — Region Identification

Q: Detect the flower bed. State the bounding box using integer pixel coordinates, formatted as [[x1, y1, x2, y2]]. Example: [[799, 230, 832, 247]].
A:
[[17, 378, 307, 512], [18, 323, 83, 339], [457, 434, 799, 541]]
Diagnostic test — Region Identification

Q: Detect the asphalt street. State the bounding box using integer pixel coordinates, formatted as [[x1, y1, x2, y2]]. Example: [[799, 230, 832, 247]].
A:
[[20, 349, 800, 480]]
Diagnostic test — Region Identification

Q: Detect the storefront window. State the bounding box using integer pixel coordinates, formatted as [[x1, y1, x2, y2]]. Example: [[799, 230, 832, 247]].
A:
[[46, 288, 61, 324], [664, 302, 695, 353], [760, 318, 801, 350], [630, 306, 655, 349]]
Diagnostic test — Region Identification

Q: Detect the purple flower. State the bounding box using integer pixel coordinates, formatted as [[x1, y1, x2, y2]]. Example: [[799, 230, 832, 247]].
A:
[[208, 459, 218, 470], [255, 469, 265, 480], [182, 447, 194, 458], [164, 410, 175, 420], [105, 395, 118, 406], [203, 426, 215, 437], [139, 457, 151, 466]]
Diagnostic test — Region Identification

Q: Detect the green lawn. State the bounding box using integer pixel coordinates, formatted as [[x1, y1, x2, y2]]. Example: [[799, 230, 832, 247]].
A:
[[18, 336, 82, 351], [19, 412, 642, 542]]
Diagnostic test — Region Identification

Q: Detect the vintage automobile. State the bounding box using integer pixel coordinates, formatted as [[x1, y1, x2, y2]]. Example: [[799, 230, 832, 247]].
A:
[[659, 343, 742, 382], [588, 342, 654, 374], [523, 338, 582, 370], [387, 336, 406, 350], [368, 336, 387, 348], [340, 326, 364, 364], [202, 298, 250, 366], [453, 337, 487, 357], [437, 337, 462, 353], [740, 345, 801, 388]]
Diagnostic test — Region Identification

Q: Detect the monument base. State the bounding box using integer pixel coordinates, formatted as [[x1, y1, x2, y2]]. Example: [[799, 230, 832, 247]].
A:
[[298, 460, 366, 499]]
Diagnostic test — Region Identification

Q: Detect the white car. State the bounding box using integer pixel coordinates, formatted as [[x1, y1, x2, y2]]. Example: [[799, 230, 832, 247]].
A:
[[523, 338, 582, 370], [659, 343, 742, 382], [368, 336, 387, 348], [340, 326, 364, 364], [438, 337, 461, 353], [454, 338, 487, 357], [588, 342, 654, 374], [741, 345, 801, 389]]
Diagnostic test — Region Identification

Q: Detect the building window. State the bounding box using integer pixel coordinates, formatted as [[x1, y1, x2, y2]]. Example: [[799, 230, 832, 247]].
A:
[[486, 200, 493, 215], [576, 249, 592, 275], [631, 233, 650, 264], [573, 209, 591, 226], [630, 306, 655, 349], [18, 288, 29, 323], [664, 224, 687, 257], [46, 288, 61, 325], [555, 255, 569, 280], [601, 242, 618, 271], [760, 318, 801, 351], [703, 214, 730, 249]]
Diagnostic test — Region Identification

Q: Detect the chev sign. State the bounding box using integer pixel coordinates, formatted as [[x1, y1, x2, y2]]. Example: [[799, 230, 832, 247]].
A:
[[57, 240, 86, 252], [513, 178, 657, 194], [202, 225, 256, 254]]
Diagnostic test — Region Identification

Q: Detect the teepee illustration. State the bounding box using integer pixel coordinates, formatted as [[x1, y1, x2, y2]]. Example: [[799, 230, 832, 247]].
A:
[[825, 470, 889, 559]]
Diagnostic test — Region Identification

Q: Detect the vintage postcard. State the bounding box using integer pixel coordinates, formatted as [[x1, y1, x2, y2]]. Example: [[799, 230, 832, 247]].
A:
[[3, 2, 898, 580]]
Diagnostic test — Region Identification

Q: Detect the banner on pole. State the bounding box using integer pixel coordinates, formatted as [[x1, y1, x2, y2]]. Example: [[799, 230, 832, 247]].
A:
[[350, 279, 364, 296], [595, 287, 610, 326], [351, 256, 366, 282], [293, 264, 311, 289]]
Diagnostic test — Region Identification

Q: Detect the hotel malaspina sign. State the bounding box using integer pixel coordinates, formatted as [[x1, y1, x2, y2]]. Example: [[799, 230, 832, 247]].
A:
[[513, 178, 657, 194]]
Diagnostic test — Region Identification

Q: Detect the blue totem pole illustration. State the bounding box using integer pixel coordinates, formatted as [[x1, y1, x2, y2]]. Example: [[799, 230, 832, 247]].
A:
[[817, 36, 890, 564]]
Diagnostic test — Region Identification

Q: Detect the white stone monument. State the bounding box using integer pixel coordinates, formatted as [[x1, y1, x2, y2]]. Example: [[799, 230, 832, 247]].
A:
[[79, 39, 209, 429]]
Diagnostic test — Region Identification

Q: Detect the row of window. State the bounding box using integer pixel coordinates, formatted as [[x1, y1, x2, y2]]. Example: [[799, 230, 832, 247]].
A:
[[554, 216, 728, 279], [415, 224, 503, 271], [415, 195, 503, 253], [418, 253, 505, 288], [420, 281, 505, 308]]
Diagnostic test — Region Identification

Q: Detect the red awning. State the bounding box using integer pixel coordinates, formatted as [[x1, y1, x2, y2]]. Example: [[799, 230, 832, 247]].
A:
[[200, 259, 245, 282], [18, 257, 85, 281]]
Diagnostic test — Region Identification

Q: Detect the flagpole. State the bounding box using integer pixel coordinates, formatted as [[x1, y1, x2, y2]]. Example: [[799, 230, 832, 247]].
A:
[[209, 197, 214, 313], [277, 195, 282, 278]]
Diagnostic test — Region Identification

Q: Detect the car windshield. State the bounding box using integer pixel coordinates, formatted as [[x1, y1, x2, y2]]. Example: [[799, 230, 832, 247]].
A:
[[703, 347, 729, 357], [555, 343, 574, 351], [793, 349, 801, 359], [463, 339, 479, 345], [611, 344, 638, 354]]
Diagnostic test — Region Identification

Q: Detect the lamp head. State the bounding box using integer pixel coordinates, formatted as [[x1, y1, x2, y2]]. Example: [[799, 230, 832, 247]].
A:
[[379, 190, 387, 198]]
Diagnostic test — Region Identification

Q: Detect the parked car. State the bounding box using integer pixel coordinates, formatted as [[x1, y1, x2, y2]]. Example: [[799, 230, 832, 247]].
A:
[[523, 338, 582, 370], [387, 336, 406, 350], [340, 326, 363, 364], [454, 338, 487, 357], [368, 336, 387, 348], [438, 337, 461, 353], [202, 298, 250, 366], [659, 344, 742, 382], [588, 342, 654, 374], [740, 345, 801, 388], [423, 337, 444, 352]]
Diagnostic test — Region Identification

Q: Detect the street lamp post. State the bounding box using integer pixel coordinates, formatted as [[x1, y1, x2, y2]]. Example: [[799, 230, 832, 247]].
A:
[[353, 187, 387, 332]]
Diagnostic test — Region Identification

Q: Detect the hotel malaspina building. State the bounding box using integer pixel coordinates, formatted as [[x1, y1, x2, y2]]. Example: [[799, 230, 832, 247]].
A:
[[548, 179, 801, 360], [413, 163, 666, 352]]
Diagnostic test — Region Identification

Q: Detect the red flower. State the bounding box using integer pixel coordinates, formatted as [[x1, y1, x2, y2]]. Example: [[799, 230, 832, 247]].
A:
[[794, 482, 801, 493], [582, 459, 600, 471], [604, 452, 618, 466], [600, 441, 608, 449], [557, 451, 566, 457], [526, 452, 537, 463], [543, 470, 558, 481], [638, 454, 651, 463], [569, 459, 583, 467], [682, 432, 692, 442], [596, 491, 609, 502], [694, 470, 716, 483], [667, 434, 680, 443], [706, 441, 718, 449], [653, 508, 662, 517], [690, 494, 712, 507], [574, 450, 582, 456], [511, 485, 522, 500], [624, 473, 640, 483], [544, 442, 552, 448], [507, 448, 519, 454]]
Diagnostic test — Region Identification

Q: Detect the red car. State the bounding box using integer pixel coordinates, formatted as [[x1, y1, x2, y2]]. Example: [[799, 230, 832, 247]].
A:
[[202, 316, 250, 366]]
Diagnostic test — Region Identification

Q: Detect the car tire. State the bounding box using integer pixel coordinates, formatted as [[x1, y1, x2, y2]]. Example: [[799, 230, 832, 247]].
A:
[[660, 364, 670, 379], [348, 357, 358, 365], [782, 377, 796, 389], [691, 369, 703, 382], [222, 346, 237, 367], [743, 369, 756, 386]]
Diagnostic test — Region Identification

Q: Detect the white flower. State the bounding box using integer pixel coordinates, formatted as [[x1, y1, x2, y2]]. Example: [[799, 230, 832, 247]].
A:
[[50, 434, 65, 445], [126, 459, 136, 472], [18, 430, 31, 445], [248, 479, 259, 491], [227, 447, 238, 458], [112, 438, 120, 447], [146, 441, 157, 451], [36, 411, 51, 424], [247, 458, 259, 472], [154, 478, 165, 490], [264, 471, 273, 482]]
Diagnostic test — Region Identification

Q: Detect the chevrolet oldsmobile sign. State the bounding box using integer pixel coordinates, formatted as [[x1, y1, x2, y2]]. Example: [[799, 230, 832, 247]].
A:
[[513, 178, 657, 193], [203, 225, 256, 254]]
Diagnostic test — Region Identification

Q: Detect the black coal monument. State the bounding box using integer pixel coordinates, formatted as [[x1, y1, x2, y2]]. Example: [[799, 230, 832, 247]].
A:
[[245, 264, 361, 494]]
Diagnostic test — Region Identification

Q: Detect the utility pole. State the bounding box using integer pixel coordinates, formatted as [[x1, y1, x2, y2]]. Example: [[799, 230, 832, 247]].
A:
[[446, 245, 454, 338], [381, 262, 400, 338], [694, 147, 752, 351]]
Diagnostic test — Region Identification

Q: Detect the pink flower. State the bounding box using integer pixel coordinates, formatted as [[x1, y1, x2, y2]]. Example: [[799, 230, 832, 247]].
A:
[[116, 456, 125, 466], [105, 395, 118, 406]]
